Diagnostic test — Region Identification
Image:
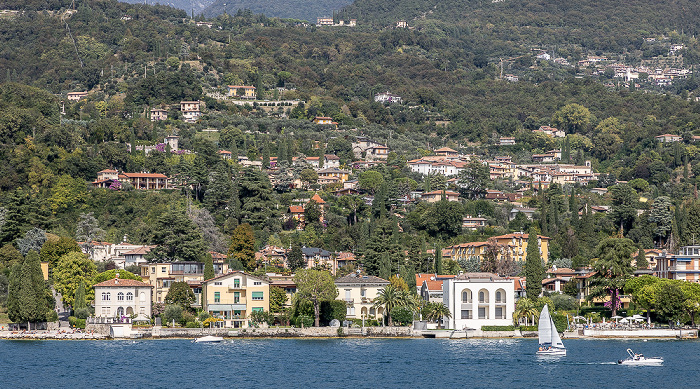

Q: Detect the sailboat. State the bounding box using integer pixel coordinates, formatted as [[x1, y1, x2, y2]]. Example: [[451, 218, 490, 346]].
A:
[[536, 304, 566, 356]]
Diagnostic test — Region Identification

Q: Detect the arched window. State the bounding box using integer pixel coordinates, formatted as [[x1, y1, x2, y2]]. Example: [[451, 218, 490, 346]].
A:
[[461, 290, 472, 303], [102, 292, 111, 301], [117, 292, 124, 301], [478, 289, 489, 304], [495, 289, 506, 303], [140, 292, 146, 302], [126, 292, 133, 301]]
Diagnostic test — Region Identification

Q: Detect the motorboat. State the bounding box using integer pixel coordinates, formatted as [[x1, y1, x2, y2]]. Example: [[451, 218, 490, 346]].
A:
[[193, 335, 224, 343], [618, 348, 663, 366], [536, 304, 566, 356]]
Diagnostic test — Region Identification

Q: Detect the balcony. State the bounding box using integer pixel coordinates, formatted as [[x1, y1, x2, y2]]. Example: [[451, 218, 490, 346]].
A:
[[344, 298, 354, 304], [228, 284, 244, 290]]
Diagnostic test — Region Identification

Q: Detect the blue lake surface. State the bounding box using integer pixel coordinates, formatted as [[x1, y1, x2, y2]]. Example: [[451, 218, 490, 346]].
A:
[[0, 337, 697, 388]]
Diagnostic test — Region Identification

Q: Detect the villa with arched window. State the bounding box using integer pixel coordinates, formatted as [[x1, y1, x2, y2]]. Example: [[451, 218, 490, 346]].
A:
[[442, 273, 514, 330], [93, 276, 153, 321]]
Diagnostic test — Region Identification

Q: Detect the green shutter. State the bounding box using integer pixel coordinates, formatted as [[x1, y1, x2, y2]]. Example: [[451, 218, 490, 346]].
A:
[[252, 307, 263, 312], [252, 291, 263, 299]]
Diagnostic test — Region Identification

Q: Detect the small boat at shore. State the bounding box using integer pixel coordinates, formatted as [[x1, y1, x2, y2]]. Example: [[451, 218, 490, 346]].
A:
[[618, 348, 663, 366], [193, 335, 224, 343]]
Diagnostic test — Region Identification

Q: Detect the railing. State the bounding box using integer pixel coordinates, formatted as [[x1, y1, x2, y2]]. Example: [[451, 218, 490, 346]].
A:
[[87, 317, 133, 324], [344, 298, 354, 303]]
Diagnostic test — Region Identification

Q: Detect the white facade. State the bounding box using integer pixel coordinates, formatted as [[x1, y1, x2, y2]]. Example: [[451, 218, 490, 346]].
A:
[[93, 278, 153, 320], [443, 273, 514, 330]]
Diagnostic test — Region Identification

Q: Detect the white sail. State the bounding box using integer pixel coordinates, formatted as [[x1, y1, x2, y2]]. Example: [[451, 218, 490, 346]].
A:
[[538, 304, 552, 345], [549, 314, 564, 348]]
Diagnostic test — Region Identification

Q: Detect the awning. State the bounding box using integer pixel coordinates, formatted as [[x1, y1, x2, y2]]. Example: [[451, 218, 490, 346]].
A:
[[207, 304, 246, 311]]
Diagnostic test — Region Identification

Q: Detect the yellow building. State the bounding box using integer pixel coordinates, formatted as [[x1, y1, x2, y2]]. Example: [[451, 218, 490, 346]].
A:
[[492, 233, 550, 263], [140, 261, 229, 306], [334, 274, 390, 321], [227, 85, 256, 99], [446, 233, 551, 265], [202, 271, 270, 328]]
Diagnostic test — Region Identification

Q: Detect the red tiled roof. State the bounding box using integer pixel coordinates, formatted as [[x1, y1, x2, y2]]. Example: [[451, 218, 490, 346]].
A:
[[493, 233, 551, 240], [121, 172, 169, 179], [289, 205, 304, 213], [310, 194, 326, 204]]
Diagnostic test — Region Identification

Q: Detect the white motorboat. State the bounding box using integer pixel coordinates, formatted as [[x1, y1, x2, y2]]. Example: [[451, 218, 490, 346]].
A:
[[618, 348, 663, 366], [536, 304, 566, 356], [193, 335, 224, 343]]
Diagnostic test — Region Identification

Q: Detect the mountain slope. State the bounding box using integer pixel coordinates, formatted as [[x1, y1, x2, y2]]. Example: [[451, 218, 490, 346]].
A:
[[338, 0, 700, 51], [202, 0, 354, 22], [119, 0, 215, 15]]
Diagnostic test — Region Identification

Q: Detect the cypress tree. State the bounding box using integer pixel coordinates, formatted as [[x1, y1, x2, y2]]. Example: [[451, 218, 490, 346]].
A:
[[286, 138, 293, 165], [434, 245, 443, 275], [525, 228, 544, 299], [203, 253, 215, 280], [379, 252, 391, 280], [287, 243, 305, 270], [278, 139, 287, 163], [262, 143, 270, 169], [74, 282, 86, 310], [636, 247, 649, 270]]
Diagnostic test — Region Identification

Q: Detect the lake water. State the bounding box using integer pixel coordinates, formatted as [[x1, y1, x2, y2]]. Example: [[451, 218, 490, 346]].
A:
[[1, 337, 697, 388]]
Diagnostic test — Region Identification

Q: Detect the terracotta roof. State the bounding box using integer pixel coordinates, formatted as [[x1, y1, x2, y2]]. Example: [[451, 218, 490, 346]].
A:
[[121, 172, 169, 179], [94, 278, 152, 288], [122, 246, 154, 255], [324, 154, 340, 160], [227, 85, 256, 89], [422, 190, 459, 196], [98, 169, 118, 173], [218, 150, 232, 154], [435, 147, 457, 153], [289, 205, 304, 213], [423, 279, 444, 291], [310, 194, 325, 204], [209, 251, 227, 259], [305, 157, 320, 161]]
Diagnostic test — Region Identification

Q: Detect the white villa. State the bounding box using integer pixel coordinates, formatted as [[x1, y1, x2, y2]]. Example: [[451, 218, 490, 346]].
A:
[[93, 276, 153, 320], [442, 272, 514, 330], [335, 274, 390, 320]]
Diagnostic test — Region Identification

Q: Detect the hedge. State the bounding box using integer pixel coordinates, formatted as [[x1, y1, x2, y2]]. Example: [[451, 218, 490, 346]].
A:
[[481, 325, 515, 331], [68, 316, 86, 329], [519, 325, 538, 331]]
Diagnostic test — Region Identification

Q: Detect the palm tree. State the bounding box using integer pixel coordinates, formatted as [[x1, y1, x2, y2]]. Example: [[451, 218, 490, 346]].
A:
[[429, 302, 452, 329], [513, 298, 539, 326], [373, 284, 404, 326]]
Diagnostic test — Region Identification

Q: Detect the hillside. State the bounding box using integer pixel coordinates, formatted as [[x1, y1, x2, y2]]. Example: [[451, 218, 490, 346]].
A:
[[201, 0, 354, 22], [339, 0, 700, 52], [120, 0, 215, 15]]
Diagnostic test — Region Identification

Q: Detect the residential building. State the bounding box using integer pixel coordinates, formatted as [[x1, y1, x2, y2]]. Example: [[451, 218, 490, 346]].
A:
[[416, 273, 456, 303], [443, 272, 515, 330], [140, 261, 229, 304], [119, 246, 154, 269], [434, 147, 459, 158], [499, 137, 516, 146], [93, 275, 153, 320], [218, 150, 232, 159], [202, 271, 270, 328], [267, 273, 296, 307], [335, 274, 390, 320], [374, 91, 402, 104], [656, 245, 700, 282], [655, 134, 682, 143], [446, 233, 551, 264], [396, 20, 408, 28], [82, 240, 148, 263], [120, 172, 171, 190], [420, 190, 460, 203], [492, 233, 550, 263], [462, 216, 488, 230], [180, 101, 202, 122], [316, 17, 334, 26], [150, 108, 168, 121], [302, 247, 332, 269], [317, 167, 350, 184], [534, 126, 565, 138], [227, 85, 256, 99], [313, 116, 338, 129], [67, 91, 88, 101], [352, 137, 389, 160], [323, 154, 341, 168]]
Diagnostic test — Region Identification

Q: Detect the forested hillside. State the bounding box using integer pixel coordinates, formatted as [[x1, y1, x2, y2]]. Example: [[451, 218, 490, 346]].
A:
[[2, 0, 700, 302], [202, 0, 354, 22]]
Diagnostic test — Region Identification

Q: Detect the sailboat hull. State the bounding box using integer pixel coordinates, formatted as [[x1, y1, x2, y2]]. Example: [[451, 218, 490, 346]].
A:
[[536, 347, 567, 356]]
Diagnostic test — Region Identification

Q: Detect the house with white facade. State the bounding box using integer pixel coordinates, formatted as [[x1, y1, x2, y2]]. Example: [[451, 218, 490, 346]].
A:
[[442, 272, 514, 330], [335, 274, 389, 320], [93, 276, 153, 320]]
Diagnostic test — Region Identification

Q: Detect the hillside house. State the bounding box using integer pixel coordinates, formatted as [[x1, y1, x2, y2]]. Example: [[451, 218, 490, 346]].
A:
[[180, 101, 202, 122], [227, 85, 256, 99], [150, 108, 168, 121]]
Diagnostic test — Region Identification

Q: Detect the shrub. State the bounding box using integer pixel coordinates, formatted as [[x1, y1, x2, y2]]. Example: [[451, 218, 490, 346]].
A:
[[250, 310, 274, 326], [46, 310, 59, 322], [68, 316, 86, 329], [519, 325, 538, 331], [74, 307, 90, 320], [295, 315, 313, 328], [163, 304, 183, 326], [391, 306, 414, 326], [185, 322, 199, 328], [481, 325, 515, 331], [320, 300, 347, 325]]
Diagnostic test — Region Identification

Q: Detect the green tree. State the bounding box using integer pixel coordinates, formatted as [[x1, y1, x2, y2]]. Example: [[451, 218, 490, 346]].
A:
[[589, 237, 636, 316], [146, 209, 207, 262], [648, 196, 673, 247], [358, 170, 384, 194], [304, 199, 322, 227], [269, 286, 288, 313], [525, 229, 544, 299], [680, 282, 700, 326], [53, 251, 97, 307], [372, 284, 403, 326], [434, 244, 443, 275], [654, 281, 686, 325], [228, 223, 257, 271], [16, 227, 46, 256], [203, 253, 215, 281], [7, 250, 53, 323], [74, 282, 87, 310], [40, 236, 82, 274], [457, 160, 490, 200], [238, 168, 278, 231], [287, 243, 305, 270], [609, 184, 638, 232], [93, 269, 142, 284], [551, 103, 592, 134], [636, 248, 649, 270], [294, 269, 338, 327], [164, 281, 195, 312], [75, 212, 105, 259], [427, 301, 452, 329]]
